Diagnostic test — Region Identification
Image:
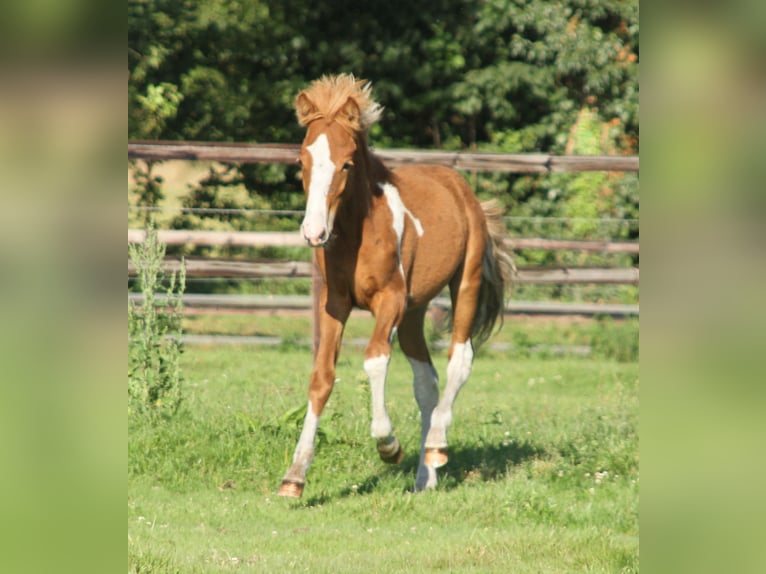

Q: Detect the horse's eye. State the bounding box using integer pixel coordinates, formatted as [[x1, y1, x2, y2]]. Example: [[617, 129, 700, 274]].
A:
[[342, 162, 353, 171]]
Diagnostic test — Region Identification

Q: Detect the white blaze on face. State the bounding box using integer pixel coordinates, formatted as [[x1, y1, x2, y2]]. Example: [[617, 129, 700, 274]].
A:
[[378, 182, 424, 276], [301, 134, 335, 245]]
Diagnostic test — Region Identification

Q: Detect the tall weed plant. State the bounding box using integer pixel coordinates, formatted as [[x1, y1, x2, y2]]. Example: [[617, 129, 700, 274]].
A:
[[129, 227, 186, 420]]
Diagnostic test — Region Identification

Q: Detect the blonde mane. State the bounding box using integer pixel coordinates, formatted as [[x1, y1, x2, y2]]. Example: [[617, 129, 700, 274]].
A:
[[295, 74, 383, 132]]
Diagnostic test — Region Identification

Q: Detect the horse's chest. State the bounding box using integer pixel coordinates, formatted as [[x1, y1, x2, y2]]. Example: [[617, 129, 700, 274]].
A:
[[351, 274, 377, 309], [351, 265, 398, 309], [349, 243, 404, 308]]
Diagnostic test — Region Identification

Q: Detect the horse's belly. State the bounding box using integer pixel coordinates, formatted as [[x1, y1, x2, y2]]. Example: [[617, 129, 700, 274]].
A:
[[403, 220, 467, 306]]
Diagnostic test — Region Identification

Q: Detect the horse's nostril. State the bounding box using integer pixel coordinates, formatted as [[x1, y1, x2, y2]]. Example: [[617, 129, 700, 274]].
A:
[[301, 222, 328, 246], [305, 230, 328, 247]]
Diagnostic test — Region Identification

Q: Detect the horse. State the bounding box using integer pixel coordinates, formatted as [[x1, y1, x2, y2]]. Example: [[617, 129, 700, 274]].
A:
[[278, 74, 514, 498]]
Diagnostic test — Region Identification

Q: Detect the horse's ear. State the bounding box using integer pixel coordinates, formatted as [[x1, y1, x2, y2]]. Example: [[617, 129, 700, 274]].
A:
[[295, 92, 318, 126], [340, 96, 361, 128]]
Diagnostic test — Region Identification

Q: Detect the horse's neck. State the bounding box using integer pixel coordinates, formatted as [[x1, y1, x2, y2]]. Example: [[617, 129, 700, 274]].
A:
[[333, 141, 389, 244]]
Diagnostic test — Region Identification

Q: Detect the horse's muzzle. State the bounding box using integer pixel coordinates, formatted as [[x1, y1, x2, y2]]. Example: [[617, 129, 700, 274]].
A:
[[301, 222, 329, 247], [303, 231, 328, 247]]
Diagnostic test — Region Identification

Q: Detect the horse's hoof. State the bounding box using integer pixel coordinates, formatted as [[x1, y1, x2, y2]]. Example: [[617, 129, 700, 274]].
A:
[[380, 443, 404, 464], [424, 448, 448, 468], [278, 480, 304, 498], [377, 436, 404, 464]]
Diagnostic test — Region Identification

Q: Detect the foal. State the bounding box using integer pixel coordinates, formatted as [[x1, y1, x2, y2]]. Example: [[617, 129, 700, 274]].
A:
[[278, 74, 513, 498]]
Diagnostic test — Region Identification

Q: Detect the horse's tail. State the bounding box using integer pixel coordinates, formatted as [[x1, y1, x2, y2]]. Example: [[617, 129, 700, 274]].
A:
[[470, 200, 516, 347]]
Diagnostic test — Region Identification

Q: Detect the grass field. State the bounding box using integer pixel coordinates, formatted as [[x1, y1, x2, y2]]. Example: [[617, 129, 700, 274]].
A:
[[128, 320, 638, 573], [181, 313, 639, 363]]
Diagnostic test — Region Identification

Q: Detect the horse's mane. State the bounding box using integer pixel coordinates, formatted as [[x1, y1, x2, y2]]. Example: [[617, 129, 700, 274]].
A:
[[295, 74, 383, 132]]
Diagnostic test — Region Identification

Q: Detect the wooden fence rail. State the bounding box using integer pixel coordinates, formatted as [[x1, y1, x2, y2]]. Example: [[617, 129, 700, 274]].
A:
[[127, 257, 639, 285], [128, 140, 639, 173], [128, 229, 305, 247], [127, 229, 639, 254], [128, 292, 639, 318]]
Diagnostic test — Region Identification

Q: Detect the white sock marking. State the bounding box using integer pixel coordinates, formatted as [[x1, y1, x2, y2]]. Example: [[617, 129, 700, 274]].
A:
[[428, 341, 474, 447], [446, 341, 474, 388], [293, 401, 320, 467], [364, 355, 393, 439], [407, 356, 440, 491]]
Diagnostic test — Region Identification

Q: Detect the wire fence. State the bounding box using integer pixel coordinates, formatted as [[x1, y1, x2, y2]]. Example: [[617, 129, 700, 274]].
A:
[[127, 205, 639, 239]]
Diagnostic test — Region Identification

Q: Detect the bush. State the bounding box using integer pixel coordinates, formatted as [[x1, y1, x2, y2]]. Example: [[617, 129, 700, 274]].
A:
[[128, 228, 186, 419]]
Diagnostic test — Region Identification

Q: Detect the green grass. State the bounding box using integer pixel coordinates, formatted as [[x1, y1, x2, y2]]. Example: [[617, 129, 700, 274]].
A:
[[182, 314, 639, 362], [129, 341, 638, 573]]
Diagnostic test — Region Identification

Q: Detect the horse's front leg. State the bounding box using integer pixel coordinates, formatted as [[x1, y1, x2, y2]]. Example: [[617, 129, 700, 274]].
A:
[[278, 294, 350, 498], [365, 291, 406, 465]]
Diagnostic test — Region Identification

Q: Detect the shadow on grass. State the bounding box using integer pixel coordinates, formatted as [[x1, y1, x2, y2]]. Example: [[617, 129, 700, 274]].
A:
[[437, 440, 544, 486], [302, 475, 382, 507], [301, 439, 544, 506]]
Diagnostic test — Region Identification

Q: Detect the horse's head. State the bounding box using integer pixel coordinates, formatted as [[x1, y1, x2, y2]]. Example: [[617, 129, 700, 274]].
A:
[[294, 75, 383, 247], [297, 110, 358, 247]]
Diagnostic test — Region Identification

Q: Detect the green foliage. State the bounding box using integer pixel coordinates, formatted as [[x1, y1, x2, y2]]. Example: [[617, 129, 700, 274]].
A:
[[133, 82, 184, 139], [128, 0, 639, 241], [128, 0, 638, 149], [128, 227, 186, 420], [129, 161, 164, 227]]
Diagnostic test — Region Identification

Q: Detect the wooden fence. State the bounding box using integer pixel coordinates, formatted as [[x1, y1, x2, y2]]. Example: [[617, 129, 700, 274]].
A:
[[128, 292, 638, 319], [127, 230, 639, 286], [127, 229, 640, 318], [127, 255, 638, 286], [127, 229, 639, 254], [128, 140, 639, 173], [128, 141, 639, 332]]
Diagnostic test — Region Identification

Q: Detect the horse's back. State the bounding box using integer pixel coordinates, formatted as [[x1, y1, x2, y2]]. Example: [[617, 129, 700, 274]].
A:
[[392, 163, 482, 227]]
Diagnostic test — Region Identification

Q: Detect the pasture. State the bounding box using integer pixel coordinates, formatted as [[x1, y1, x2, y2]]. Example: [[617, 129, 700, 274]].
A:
[[128, 317, 638, 573]]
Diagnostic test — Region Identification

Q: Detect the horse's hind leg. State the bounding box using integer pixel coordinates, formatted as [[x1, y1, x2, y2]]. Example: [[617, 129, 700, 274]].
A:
[[423, 260, 483, 469], [398, 307, 440, 490]]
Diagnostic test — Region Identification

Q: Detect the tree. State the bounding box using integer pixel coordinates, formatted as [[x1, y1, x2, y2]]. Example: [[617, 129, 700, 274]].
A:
[[128, 0, 638, 235]]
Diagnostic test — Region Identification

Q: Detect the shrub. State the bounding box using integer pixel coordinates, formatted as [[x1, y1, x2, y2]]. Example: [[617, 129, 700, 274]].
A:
[[128, 227, 186, 419]]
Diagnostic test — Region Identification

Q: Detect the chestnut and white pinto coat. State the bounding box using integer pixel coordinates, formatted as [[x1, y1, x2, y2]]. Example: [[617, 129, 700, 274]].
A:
[[278, 74, 513, 498]]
